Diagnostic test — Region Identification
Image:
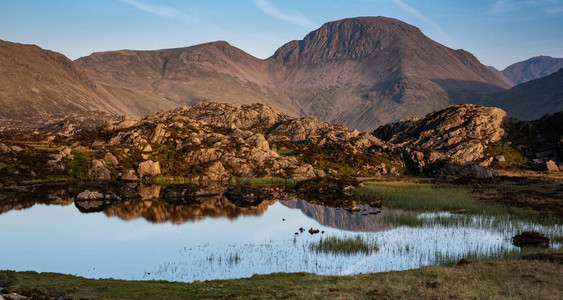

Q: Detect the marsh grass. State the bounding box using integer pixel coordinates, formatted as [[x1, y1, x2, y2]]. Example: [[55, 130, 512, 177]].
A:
[[434, 246, 561, 266], [354, 183, 559, 226], [309, 235, 378, 255]]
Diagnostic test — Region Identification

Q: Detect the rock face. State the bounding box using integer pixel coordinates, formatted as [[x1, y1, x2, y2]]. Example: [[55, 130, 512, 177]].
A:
[[374, 104, 508, 164]]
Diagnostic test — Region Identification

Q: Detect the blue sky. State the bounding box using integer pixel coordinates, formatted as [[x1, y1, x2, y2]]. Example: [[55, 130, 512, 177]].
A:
[[1, 0, 562, 69]]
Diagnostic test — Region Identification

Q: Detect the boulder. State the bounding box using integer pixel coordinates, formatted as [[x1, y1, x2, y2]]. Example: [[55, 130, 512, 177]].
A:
[[88, 160, 111, 180], [138, 160, 161, 177], [545, 160, 559, 172], [436, 162, 497, 180], [120, 170, 139, 181], [76, 190, 105, 200], [494, 155, 505, 162], [104, 152, 119, 166], [141, 144, 153, 153]]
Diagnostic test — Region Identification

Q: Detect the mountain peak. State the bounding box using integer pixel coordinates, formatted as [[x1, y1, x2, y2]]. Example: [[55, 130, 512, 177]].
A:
[[270, 16, 425, 64]]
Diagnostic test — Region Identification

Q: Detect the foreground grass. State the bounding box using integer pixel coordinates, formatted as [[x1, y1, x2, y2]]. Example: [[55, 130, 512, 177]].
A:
[[1, 258, 561, 299]]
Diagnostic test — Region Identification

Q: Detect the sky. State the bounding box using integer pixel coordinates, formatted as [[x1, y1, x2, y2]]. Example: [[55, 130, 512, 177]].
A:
[[0, 0, 562, 70]]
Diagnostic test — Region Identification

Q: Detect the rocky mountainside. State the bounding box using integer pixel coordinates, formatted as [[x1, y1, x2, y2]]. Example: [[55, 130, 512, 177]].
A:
[[74, 17, 509, 131], [0, 40, 132, 121], [482, 69, 563, 120], [501, 56, 563, 85]]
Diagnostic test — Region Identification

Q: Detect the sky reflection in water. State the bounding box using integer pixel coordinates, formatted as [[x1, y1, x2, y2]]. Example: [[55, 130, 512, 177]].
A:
[[0, 196, 559, 282]]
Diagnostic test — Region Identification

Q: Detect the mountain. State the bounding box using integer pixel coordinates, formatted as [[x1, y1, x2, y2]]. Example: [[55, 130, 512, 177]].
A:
[[501, 56, 563, 85], [267, 17, 509, 129], [482, 68, 563, 120], [0, 40, 130, 120], [75, 17, 509, 131], [75, 41, 301, 117]]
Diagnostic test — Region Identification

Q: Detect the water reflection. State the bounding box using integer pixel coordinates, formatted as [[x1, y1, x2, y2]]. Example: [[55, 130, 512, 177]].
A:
[[282, 198, 399, 232], [0, 184, 561, 283]]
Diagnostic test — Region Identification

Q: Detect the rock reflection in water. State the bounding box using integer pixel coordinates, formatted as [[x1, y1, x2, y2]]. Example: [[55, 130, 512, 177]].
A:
[[102, 197, 278, 224], [281, 198, 399, 232], [0, 186, 74, 215]]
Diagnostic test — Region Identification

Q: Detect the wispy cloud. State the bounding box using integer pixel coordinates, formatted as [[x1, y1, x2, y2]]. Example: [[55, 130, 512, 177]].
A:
[[253, 0, 315, 27], [392, 0, 455, 46], [546, 7, 563, 13], [490, 0, 562, 14], [119, 0, 190, 19]]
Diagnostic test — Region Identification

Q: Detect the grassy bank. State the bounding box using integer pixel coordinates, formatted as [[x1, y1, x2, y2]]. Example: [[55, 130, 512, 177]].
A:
[[1, 257, 561, 299]]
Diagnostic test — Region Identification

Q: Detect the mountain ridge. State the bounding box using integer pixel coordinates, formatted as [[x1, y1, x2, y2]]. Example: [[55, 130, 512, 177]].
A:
[[74, 16, 510, 131]]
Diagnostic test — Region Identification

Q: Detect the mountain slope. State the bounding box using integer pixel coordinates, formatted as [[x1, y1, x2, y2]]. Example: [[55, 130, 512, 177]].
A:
[[501, 56, 563, 85], [75, 41, 301, 117], [0, 40, 135, 119], [266, 17, 509, 129], [75, 17, 509, 131], [483, 68, 563, 120]]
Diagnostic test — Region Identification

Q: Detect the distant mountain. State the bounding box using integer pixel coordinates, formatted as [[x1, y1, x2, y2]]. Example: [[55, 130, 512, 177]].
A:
[[483, 68, 563, 120], [486, 66, 515, 86], [501, 56, 563, 85], [75, 17, 509, 131], [0, 40, 129, 120]]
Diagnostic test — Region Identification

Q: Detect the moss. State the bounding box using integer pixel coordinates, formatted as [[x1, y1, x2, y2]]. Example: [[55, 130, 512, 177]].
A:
[[485, 141, 529, 168]]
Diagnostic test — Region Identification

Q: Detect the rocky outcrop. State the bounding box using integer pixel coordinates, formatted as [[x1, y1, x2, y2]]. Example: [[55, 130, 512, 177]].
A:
[[373, 104, 509, 177]]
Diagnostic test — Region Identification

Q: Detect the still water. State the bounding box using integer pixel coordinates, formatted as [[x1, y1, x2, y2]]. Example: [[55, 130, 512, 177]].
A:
[[0, 185, 559, 282]]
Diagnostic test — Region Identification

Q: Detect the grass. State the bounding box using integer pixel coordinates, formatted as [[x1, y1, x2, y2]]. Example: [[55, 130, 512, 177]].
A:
[[1, 258, 561, 299], [485, 141, 529, 168], [309, 235, 378, 255], [354, 182, 559, 225], [228, 177, 302, 186]]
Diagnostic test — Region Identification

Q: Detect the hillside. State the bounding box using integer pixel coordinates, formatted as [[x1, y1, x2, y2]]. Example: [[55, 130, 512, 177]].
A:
[[75, 41, 301, 117], [75, 17, 509, 131], [0, 40, 133, 120], [483, 68, 563, 120]]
